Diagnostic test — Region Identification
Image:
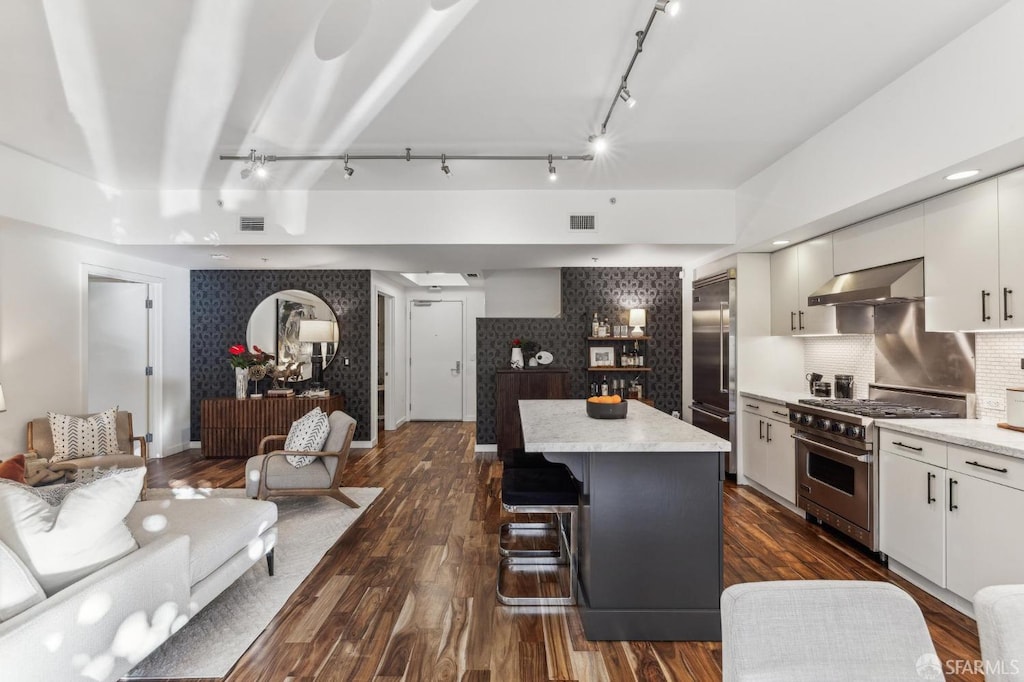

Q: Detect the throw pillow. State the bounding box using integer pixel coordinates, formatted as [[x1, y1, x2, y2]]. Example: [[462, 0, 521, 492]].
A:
[[0, 455, 26, 484], [0, 467, 144, 595], [284, 407, 330, 467], [0, 540, 45, 622], [48, 407, 120, 462]]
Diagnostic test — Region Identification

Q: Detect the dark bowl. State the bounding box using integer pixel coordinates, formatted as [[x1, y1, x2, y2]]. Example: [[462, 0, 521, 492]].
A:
[[586, 400, 628, 419]]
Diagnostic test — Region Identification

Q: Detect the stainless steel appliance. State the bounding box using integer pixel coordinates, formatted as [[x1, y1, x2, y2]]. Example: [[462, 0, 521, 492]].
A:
[[834, 375, 854, 399], [786, 385, 968, 552], [691, 270, 736, 473]]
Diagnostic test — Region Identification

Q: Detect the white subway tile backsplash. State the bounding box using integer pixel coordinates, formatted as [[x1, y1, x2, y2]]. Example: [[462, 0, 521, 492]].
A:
[[976, 332, 1024, 420], [803, 335, 874, 398]]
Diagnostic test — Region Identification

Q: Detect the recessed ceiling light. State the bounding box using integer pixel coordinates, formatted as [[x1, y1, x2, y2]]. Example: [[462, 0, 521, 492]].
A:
[[772, 240, 790, 246], [210, 253, 230, 260], [945, 169, 980, 181]]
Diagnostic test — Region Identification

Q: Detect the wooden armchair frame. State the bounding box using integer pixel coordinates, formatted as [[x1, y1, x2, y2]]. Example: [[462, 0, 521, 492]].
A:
[[254, 418, 358, 507]]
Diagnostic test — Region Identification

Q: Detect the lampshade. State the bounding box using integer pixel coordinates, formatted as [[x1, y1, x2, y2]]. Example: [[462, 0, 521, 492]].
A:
[[0, 384, 5, 412], [299, 320, 336, 343], [628, 309, 646, 327]]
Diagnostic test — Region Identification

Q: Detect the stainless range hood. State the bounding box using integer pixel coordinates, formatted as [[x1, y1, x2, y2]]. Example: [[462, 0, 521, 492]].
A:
[[808, 259, 923, 307]]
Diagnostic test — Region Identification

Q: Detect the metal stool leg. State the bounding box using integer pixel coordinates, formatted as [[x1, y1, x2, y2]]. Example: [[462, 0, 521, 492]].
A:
[[499, 515, 561, 558], [497, 505, 577, 606]]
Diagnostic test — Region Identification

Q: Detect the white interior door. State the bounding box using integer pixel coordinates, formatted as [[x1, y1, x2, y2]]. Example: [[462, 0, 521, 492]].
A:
[[87, 280, 150, 442], [410, 300, 463, 421]]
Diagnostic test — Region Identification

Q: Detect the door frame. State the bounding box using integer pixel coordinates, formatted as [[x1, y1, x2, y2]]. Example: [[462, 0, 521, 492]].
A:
[[81, 264, 163, 458], [408, 297, 465, 421], [374, 289, 397, 435]]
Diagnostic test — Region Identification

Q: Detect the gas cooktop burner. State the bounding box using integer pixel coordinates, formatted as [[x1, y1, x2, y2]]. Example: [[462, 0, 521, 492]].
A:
[[798, 398, 960, 419]]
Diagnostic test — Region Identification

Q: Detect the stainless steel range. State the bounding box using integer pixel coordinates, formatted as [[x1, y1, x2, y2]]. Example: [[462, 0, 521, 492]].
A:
[[786, 385, 969, 553]]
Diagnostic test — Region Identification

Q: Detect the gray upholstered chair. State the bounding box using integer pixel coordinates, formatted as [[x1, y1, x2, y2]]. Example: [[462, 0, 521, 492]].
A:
[[721, 580, 940, 681], [975, 585, 1024, 681], [26, 411, 148, 497], [245, 410, 358, 507]]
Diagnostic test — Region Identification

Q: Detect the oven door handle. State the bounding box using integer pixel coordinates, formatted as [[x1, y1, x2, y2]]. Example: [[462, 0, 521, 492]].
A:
[[792, 433, 872, 463]]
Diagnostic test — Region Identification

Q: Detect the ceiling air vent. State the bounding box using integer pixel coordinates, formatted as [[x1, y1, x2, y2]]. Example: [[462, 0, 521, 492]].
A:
[[569, 214, 596, 232], [239, 216, 265, 232]]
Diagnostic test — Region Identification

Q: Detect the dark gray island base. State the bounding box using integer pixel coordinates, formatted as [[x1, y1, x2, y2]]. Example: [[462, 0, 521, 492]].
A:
[[519, 400, 729, 641]]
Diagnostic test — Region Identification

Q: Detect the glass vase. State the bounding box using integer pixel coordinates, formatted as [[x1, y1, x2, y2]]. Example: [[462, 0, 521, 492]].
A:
[[235, 367, 249, 399]]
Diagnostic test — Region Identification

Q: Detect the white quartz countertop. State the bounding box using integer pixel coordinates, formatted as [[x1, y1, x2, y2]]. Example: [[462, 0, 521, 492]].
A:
[[520, 399, 730, 453], [739, 389, 811, 406], [878, 419, 1024, 460]]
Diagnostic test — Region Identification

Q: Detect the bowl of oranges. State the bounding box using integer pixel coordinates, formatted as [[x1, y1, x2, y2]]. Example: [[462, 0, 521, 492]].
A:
[[586, 394, 628, 419]]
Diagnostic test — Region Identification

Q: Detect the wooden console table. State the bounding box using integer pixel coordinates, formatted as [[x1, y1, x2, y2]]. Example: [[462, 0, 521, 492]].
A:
[[200, 395, 346, 458]]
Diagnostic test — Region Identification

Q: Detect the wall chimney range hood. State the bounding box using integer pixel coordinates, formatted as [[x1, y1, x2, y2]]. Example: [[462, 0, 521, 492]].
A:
[[808, 259, 924, 307]]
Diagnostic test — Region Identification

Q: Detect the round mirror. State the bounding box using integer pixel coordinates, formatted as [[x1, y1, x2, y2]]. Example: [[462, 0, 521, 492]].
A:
[[246, 289, 338, 382]]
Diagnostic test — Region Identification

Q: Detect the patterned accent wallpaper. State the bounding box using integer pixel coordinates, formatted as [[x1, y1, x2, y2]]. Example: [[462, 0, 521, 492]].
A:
[[190, 270, 372, 443], [476, 267, 682, 445]]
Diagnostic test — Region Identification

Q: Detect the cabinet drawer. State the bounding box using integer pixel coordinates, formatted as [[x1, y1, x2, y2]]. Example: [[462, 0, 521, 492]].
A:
[[878, 430, 947, 468], [741, 398, 788, 421], [948, 446, 1024, 492]]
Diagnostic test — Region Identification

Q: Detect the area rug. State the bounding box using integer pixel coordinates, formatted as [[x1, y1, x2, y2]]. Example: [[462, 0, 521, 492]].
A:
[[125, 486, 382, 679]]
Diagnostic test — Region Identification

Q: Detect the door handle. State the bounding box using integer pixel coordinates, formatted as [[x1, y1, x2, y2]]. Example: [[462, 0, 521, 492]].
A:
[[766, 422, 772, 443], [453, 360, 462, 375], [965, 460, 1008, 474], [719, 302, 728, 393], [982, 290, 991, 322], [798, 310, 805, 330], [1005, 287, 1014, 321], [759, 420, 764, 440], [926, 471, 935, 504], [690, 404, 730, 423], [891, 441, 923, 452], [790, 311, 796, 332], [949, 478, 958, 511]]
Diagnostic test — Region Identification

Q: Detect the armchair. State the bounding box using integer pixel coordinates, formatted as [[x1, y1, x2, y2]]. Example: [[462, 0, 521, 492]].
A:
[[26, 411, 148, 497], [245, 410, 358, 507]]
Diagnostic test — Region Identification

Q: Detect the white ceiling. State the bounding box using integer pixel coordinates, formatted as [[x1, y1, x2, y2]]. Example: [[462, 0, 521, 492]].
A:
[[0, 0, 1010, 194]]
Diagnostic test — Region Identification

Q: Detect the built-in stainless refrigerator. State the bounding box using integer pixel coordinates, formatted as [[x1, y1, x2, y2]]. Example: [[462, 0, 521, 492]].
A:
[[690, 270, 737, 473]]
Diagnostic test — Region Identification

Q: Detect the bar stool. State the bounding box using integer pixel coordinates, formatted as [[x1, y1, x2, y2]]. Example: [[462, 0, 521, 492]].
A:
[[498, 451, 563, 560], [496, 464, 579, 606]]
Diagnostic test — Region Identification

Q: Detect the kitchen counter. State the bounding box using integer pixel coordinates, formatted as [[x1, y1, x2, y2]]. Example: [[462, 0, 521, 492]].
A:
[[520, 399, 729, 453], [518, 398, 725, 641], [878, 419, 1024, 460], [739, 389, 810, 406]]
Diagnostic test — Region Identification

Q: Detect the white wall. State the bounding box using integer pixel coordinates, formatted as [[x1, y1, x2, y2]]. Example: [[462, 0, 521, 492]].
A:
[[0, 221, 191, 457], [370, 274, 409, 435], [483, 269, 560, 318]]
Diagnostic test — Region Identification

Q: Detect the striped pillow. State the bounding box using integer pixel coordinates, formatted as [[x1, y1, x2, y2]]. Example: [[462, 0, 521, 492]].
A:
[[284, 408, 330, 468], [48, 407, 120, 462]]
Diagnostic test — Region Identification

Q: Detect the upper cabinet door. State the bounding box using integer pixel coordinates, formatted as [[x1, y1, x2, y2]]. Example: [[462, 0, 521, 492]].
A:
[[924, 179, 999, 331], [770, 246, 799, 336], [833, 205, 925, 275], [796, 235, 836, 335], [998, 169, 1024, 328]]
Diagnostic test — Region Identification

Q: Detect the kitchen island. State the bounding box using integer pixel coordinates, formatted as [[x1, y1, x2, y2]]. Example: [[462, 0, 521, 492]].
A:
[[519, 399, 730, 641]]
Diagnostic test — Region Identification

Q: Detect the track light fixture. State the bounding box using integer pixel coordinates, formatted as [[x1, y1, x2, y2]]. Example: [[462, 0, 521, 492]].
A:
[[590, 1, 677, 151], [222, 148, 592, 181], [548, 154, 557, 182]]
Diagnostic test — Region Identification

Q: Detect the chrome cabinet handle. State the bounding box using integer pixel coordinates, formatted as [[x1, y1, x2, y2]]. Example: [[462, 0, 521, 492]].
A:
[[982, 290, 992, 322], [965, 459, 1008, 474], [927, 471, 935, 504], [949, 478, 958, 511], [1005, 287, 1014, 321]]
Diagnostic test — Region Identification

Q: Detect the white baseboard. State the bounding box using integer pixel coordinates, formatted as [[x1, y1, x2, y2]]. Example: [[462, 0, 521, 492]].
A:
[[352, 440, 374, 449], [395, 416, 408, 428], [475, 444, 497, 453], [887, 559, 974, 617], [154, 442, 191, 458], [741, 479, 804, 517], [463, 414, 476, 422], [189, 440, 201, 449]]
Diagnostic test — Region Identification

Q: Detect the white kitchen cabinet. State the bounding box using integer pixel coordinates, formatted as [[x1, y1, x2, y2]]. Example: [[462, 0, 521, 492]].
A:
[[879, 451, 946, 587], [946, 471, 1024, 601], [923, 179, 1000, 331], [770, 236, 836, 336], [832, 204, 924, 275], [997, 168, 1024, 326], [741, 400, 795, 503]]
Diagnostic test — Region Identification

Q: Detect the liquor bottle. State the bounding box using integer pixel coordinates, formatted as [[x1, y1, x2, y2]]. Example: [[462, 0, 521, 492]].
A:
[[633, 340, 640, 367], [600, 376, 609, 396], [601, 317, 610, 337], [591, 313, 599, 337]]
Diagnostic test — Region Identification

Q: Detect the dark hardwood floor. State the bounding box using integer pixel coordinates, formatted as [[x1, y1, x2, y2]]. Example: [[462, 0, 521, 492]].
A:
[[140, 422, 983, 682]]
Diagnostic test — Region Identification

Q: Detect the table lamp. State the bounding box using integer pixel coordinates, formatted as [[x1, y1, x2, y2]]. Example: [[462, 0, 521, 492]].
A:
[[299, 320, 336, 389], [628, 308, 647, 337]]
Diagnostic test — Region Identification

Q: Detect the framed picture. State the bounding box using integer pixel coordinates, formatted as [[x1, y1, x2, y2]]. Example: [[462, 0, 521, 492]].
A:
[[589, 346, 615, 367]]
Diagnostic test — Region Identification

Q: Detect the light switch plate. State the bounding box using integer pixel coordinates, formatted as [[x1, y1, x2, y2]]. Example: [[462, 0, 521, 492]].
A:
[[980, 396, 1005, 411]]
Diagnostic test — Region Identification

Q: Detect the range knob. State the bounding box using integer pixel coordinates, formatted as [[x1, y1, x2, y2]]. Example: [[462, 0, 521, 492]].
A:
[[816, 418, 832, 431], [801, 414, 814, 426], [831, 421, 846, 434], [846, 425, 863, 439], [790, 411, 801, 423]]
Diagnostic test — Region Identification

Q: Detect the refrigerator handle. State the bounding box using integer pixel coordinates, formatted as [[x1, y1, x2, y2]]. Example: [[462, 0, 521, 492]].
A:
[[719, 302, 728, 393], [689, 403, 730, 423]]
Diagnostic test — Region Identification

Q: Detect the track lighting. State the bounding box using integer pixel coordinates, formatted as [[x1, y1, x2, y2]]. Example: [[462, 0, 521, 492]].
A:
[[343, 154, 354, 179], [238, 148, 272, 180], [548, 154, 557, 182], [588, 133, 608, 154], [440, 154, 452, 177], [590, 1, 675, 149]]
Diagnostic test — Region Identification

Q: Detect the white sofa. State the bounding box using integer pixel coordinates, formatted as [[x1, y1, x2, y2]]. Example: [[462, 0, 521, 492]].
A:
[[0, 495, 277, 682]]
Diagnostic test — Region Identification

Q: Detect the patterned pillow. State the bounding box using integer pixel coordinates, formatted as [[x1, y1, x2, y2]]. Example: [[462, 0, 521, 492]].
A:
[[284, 408, 330, 468], [48, 407, 120, 462]]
